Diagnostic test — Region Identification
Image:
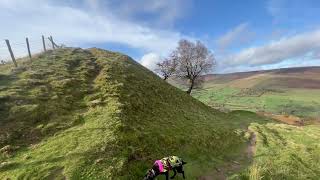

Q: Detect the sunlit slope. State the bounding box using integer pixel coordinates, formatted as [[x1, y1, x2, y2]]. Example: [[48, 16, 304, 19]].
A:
[[234, 123, 320, 179], [0, 49, 98, 147], [0, 48, 269, 179]]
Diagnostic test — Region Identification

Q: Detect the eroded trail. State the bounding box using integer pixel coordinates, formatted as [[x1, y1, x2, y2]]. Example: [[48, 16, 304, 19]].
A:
[[198, 131, 257, 180], [247, 131, 256, 159]]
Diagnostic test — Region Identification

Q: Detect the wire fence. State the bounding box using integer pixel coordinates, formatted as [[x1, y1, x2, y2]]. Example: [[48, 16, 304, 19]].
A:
[[0, 35, 60, 66]]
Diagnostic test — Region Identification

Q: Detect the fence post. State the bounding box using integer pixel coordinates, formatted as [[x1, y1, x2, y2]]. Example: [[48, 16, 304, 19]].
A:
[[49, 36, 55, 49], [26, 37, 32, 60], [48, 36, 59, 49], [5, 39, 17, 67], [42, 35, 47, 52]]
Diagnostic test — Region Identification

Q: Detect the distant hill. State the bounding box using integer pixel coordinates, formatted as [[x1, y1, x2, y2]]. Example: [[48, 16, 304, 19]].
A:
[[202, 66, 320, 89], [183, 66, 320, 120]]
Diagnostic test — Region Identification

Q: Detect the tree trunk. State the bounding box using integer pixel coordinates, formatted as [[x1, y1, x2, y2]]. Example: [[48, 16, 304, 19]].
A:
[[187, 79, 194, 94]]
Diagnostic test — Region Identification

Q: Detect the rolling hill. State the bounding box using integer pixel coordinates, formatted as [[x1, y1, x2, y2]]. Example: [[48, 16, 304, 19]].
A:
[[203, 66, 320, 89], [189, 66, 320, 122]]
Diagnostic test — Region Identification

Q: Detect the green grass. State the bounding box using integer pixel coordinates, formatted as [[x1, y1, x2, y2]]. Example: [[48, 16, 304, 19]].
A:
[[233, 123, 320, 180], [0, 48, 273, 179], [0, 48, 97, 147]]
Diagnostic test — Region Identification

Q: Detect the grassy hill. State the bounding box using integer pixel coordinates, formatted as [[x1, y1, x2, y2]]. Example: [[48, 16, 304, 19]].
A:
[[0, 48, 273, 179], [1, 49, 319, 179], [186, 67, 320, 122]]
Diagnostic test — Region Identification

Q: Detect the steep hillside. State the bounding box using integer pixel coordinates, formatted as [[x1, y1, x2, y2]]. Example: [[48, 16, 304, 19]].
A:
[[0, 48, 270, 179]]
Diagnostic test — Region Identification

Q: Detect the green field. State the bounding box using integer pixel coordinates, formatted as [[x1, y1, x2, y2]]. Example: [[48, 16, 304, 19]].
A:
[[0, 48, 319, 179], [192, 86, 320, 119]]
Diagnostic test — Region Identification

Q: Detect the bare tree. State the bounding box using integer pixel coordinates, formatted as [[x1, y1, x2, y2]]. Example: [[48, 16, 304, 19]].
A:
[[155, 54, 177, 80], [173, 39, 215, 94]]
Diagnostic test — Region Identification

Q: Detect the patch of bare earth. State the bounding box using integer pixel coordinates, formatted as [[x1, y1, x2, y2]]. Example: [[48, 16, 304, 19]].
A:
[[198, 132, 256, 180], [258, 112, 304, 126], [258, 112, 320, 126], [47, 167, 66, 180]]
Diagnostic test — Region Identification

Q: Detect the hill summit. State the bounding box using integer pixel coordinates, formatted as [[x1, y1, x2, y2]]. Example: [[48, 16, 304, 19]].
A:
[[0, 48, 266, 179]]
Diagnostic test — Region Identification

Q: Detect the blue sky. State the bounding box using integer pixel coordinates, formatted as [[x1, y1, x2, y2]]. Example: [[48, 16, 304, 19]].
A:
[[0, 0, 319, 73]]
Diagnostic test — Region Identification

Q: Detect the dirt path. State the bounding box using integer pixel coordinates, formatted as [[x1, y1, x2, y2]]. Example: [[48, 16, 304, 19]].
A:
[[198, 131, 256, 180], [247, 131, 256, 158], [47, 167, 66, 180]]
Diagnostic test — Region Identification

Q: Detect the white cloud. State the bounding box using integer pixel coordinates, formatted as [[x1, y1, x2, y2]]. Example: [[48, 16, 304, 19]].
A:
[[0, 0, 187, 62], [102, 0, 192, 27], [217, 23, 254, 50], [140, 52, 161, 70], [220, 29, 320, 71]]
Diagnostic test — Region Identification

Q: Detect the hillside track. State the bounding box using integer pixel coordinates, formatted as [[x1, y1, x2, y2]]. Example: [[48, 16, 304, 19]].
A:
[[198, 131, 257, 180]]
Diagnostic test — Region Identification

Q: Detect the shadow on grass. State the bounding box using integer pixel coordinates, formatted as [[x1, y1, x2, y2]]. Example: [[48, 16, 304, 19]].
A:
[[0, 162, 21, 172]]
